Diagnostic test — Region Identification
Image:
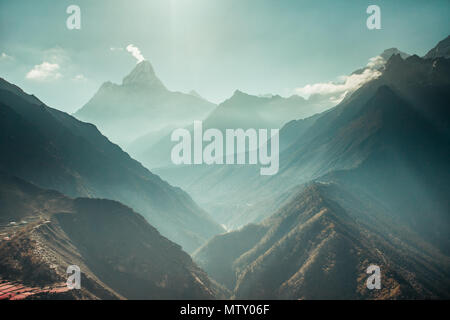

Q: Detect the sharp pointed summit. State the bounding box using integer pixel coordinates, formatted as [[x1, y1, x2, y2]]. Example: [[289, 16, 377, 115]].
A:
[[122, 60, 166, 89], [73, 60, 215, 146], [380, 48, 410, 61]]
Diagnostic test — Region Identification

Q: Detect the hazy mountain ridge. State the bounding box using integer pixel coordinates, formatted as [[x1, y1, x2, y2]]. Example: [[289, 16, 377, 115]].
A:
[[192, 39, 450, 299], [131, 88, 327, 169], [74, 61, 216, 146], [83, 47, 409, 170], [158, 49, 450, 232], [204, 90, 317, 130], [0, 78, 224, 253]]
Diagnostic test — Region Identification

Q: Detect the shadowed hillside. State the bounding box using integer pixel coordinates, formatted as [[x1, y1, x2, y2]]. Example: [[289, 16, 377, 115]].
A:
[[0, 78, 224, 253], [0, 173, 224, 299], [194, 183, 450, 299]]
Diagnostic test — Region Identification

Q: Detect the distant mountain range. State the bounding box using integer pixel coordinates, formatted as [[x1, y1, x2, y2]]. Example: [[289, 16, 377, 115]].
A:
[[74, 60, 216, 146], [0, 77, 224, 253], [157, 42, 450, 236], [78, 62, 337, 170], [136, 89, 325, 169], [75, 47, 412, 170], [139, 47, 411, 169]]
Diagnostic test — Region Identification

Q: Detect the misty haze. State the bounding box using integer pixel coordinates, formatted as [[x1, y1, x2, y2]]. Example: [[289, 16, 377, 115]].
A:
[[0, 0, 449, 304]]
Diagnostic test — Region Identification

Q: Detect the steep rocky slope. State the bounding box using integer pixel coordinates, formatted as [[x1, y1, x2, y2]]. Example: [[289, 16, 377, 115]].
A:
[[194, 183, 450, 299], [0, 173, 222, 299]]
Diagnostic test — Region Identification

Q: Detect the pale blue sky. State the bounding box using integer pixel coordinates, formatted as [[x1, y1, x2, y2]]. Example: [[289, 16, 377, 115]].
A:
[[0, 0, 449, 112]]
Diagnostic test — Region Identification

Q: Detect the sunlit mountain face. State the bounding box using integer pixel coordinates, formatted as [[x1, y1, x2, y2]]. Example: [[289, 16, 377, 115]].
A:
[[0, 0, 449, 301]]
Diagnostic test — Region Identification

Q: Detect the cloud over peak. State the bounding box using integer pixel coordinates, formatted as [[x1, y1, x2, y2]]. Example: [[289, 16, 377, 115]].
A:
[[126, 44, 145, 63], [294, 55, 384, 104]]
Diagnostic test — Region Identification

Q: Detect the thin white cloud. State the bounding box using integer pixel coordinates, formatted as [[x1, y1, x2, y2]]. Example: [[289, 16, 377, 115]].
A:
[[366, 55, 385, 69], [26, 62, 62, 81], [126, 44, 145, 63], [0, 52, 13, 61], [296, 68, 381, 97], [43, 47, 69, 65], [72, 74, 86, 81], [294, 55, 384, 104]]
